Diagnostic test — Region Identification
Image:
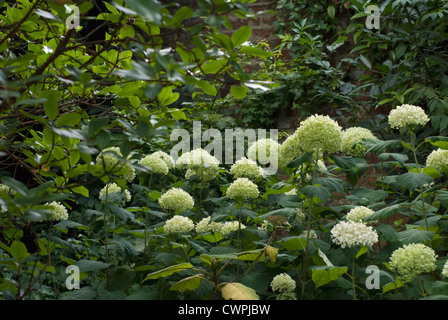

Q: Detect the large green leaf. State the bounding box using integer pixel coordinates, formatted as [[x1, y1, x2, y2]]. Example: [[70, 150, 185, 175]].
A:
[[144, 263, 192, 281], [10, 240, 29, 262], [170, 275, 204, 292], [74, 259, 110, 272], [363, 204, 401, 222], [278, 236, 308, 252], [311, 266, 348, 289], [301, 185, 332, 202], [396, 229, 435, 244], [395, 172, 433, 192], [123, 0, 162, 24], [231, 26, 252, 47]]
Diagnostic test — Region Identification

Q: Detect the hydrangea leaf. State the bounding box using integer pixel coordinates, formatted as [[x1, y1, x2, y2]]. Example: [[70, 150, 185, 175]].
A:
[[221, 282, 259, 300]]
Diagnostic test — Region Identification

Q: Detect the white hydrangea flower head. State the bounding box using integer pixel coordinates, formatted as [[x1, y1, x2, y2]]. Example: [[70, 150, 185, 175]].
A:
[[442, 260, 448, 278], [342, 127, 376, 157], [46, 201, 69, 221], [176, 148, 220, 181], [230, 157, 264, 180], [163, 215, 195, 234], [99, 182, 131, 206], [226, 177, 259, 200], [247, 138, 279, 165], [158, 188, 194, 212], [295, 114, 342, 154], [96, 147, 135, 182], [195, 217, 224, 234], [220, 221, 245, 235], [388, 104, 429, 130], [138, 153, 169, 175], [295, 209, 306, 223], [330, 220, 378, 248], [389, 243, 437, 283], [426, 148, 448, 173], [270, 273, 296, 293], [152, 151, 175, 169], [346, 206, 375, 222]]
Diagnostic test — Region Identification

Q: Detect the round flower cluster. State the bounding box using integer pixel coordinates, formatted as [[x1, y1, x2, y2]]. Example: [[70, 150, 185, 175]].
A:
[[330, 220, 378, 248], [46, 201, 69, 221], [99, 183, 131, 206], [247, 138, 279, 165], [271, 273, 296, 298], [195, 217, 246, 235], [346, 206, 375, 222], [226, 177, 259, 200], [300, 229, 318, 239], [426, 148, 448, 173], [195, 217, 224, 234], [442, 260, 448, 278], [220, 221, 246, 235], [158, 188, 194, 212], [278, 133, 301, 167], [295, 208, 306, 223], [388, 104, 429, 130], [0, 184, 15, 196], [389, 243, 437, 283], [341, 127, 376, 157], [176, 148, 220, 181], [96, 147, 135, 182], [138, 151, 174, 175], [230, 157, 264, 180], [295, 114, 342, 154], [163, 215, 195, 234]]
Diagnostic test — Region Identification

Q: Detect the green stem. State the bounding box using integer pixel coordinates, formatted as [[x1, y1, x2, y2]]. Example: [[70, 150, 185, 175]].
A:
[[352, 257, 357, 300]]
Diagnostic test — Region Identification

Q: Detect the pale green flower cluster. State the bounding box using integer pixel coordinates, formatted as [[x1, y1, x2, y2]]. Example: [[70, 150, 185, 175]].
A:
[[138, 151, 174, 175], [163, 215, 195, 234], [278, 133, 301, 167], [300, 229, 318, 239], [46, 201, 69, 221], [330, 220, 378, 248], [99, 182, 131, 206], [442, 260, 448, 278], [230, 157, 264, 180], [342, 127, 376, 157], [176, 148, 220, 181], [295, 114, 342, 154], [389, 243, 437, 283], [96, 147, 135, 182], [388, 104, 429, 130], [426, 148, 448, 173], [226, 177, 259, 200], [247, 138, 279, 165], [158, 188, 194, 212], [195, 217, 245, 235], [0, 184, 15, 196], [346, 206, 375, 222], [295, 208, 306, 223], [271, 273, 296, 300]]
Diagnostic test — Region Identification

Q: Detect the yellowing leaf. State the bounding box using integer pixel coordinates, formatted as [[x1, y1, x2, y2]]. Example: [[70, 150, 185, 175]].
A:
[[221, 282, 259, 300], [266, 246, 279, 262]]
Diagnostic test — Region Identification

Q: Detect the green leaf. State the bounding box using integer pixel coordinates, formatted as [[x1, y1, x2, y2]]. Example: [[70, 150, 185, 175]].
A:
[[327, 5, 336, 19], [71, 186, 89, 198], [363, 204, 400, 222], [239, 46, 274, 58], [230, 86, 247, 99], [1, 176, 28, 196], [144, 263, 192, 281], [329, 155, 357, 170], [39, 90, 62, 121], [311, 266, 348, 289], [362, 139, 402, 154], [426, 136, 448, 150], [231, 26, 252, 47], [10, 241, 29, 262], [396, 229, 435, 244], [395, 172, 433, 192], [286, 153, 312, 168], [238, 249, 265, 261], [170, 275, 203, 292], [74, 259, 110, 272], [278, 236, 308, 252], [301, 185, 332, 202], [437, 191, 448, 208]]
